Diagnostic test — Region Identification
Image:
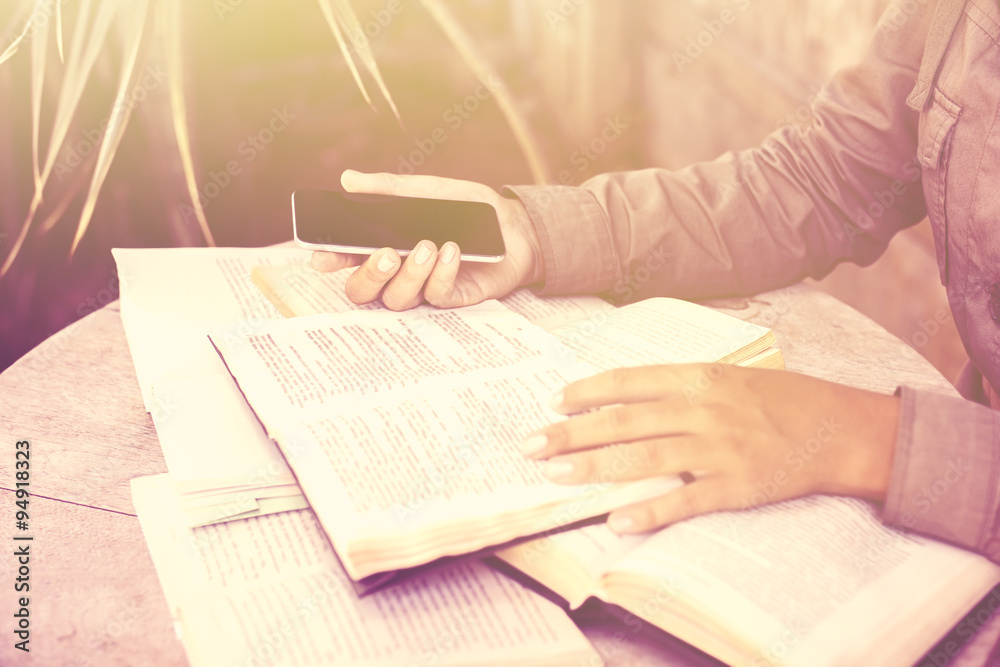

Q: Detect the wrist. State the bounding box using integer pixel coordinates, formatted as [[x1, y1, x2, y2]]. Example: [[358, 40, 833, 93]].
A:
[[509, 199, 545, 288], [824, 391, 900, 503]]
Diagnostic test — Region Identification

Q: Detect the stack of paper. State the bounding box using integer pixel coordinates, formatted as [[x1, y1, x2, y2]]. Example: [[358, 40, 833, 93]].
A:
[[132, 473, 601, 666], [114, 247, 318, 524]]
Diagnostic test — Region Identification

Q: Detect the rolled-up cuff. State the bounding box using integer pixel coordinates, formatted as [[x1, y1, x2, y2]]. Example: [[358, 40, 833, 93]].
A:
[[883, 386, 1000, 562], [502, 184, 620, 296]]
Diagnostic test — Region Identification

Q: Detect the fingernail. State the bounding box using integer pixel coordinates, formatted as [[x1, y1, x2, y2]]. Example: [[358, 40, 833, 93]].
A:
[[520, 434, 547, 457], [377, 253, 398, 273], [608, 514, 635, 533], [440, 244, 458, 264], [544, 459, 575, 481], [549, 391, 564, 411], [413, 243, 432, 266]]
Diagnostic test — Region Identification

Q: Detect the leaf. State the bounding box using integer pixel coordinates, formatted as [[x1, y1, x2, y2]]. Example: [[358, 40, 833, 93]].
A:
[[39, 151, 96, 233], [1, 0, 121, 277], [30, 0, 48, 191], [0, 0, 39, 66], [163, 0, 215, 247], [40, 0, 120, 184], [70, 0, 151, 257], [55, 0, 63, 63], [330, 0, 402, 126], [316, 0, 375, 110], [420, 0, 548, 184]]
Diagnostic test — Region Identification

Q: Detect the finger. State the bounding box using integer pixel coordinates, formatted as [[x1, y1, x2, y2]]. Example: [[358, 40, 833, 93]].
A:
[[552, 364, 711, 415], [542, 436, 709, 485], [521, 400, 702, 459], [381, 241, 438, 311], [344, 248, 401, 305], [341, 169, 496, 203], [607, 475, 733, 533], [311, 251, 363, 273], [423, 242, 465, 308]]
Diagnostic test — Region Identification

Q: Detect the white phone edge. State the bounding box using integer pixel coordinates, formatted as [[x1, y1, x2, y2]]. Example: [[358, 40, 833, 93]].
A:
[[294, 238, 504, 263]]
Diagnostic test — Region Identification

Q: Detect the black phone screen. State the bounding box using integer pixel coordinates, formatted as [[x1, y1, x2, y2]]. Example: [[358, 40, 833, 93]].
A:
[[292, 189, 506, 258]]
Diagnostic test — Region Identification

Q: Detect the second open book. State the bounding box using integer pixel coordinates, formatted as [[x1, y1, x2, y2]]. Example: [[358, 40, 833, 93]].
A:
[[212, 263, 782, 581], [223, 262, 1000, 665]]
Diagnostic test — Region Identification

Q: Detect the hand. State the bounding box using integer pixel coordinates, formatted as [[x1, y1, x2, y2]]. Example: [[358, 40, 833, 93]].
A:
[[521, 364, 900, 534], [311, 170, 544, 310]]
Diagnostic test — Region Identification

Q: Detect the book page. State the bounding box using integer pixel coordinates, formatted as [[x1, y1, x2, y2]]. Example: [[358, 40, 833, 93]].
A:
[[113, 247, 325, 523], [549, 297, 772, 371], [495, 523, 650, 609], [251, 261, 617, 329], [114, 247, 318, 408], [209, 302, 577, 425], [251, 262, 381, 317], [132, 474, 600, 667], [607, 496, 1000, 666], [496, 289, 616, 330], [150, 371, 295, 493]]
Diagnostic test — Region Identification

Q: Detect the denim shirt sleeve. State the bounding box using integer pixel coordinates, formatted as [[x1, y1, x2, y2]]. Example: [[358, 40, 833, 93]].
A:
[[503, 0, 934, 302], [885, 387, 1000, 563]]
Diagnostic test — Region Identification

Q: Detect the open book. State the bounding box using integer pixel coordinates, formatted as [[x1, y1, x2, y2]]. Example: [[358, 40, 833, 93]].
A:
[[493, 495, 1000, 666], [251, 261, 785, 372], [132, 473, 600, 666], [211, 272, 784, 581]]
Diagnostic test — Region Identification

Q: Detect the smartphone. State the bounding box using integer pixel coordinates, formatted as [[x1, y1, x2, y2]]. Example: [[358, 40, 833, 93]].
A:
[[292, 189, 506, 263]]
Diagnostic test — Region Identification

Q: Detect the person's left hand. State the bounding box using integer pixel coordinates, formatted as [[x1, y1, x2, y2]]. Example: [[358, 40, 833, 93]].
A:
[[520, 364, 900, 534]]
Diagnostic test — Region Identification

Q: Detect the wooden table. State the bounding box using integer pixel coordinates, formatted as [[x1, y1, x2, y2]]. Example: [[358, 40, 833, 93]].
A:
[[1, 283, 997, 666]]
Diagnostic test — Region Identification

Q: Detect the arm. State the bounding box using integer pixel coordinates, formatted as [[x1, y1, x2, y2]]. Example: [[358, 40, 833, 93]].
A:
[[508, 0, 934, 301]]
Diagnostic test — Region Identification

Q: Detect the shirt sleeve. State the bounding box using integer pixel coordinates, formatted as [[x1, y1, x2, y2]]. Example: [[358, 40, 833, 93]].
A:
[[503, 0, 935, 302], [884, 387, 1000, 563]]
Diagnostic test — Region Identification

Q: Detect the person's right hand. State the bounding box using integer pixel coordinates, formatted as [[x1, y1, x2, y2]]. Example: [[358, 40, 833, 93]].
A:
[[311, 170, 545, 311]]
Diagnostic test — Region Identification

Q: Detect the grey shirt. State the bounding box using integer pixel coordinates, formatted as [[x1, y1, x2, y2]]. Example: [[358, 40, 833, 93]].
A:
[[506, 0, 1000, 562]]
